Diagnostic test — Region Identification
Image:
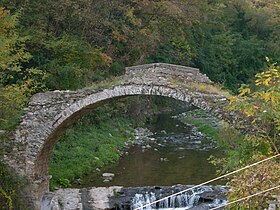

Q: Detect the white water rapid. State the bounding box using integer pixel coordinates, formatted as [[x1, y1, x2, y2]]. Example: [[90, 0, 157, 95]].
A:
[[132, 186, 227, 210]]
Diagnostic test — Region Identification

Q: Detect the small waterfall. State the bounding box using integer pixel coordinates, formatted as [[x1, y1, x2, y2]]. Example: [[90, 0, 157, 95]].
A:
[[133, 192, 157, 209], [131, 187, 226, 210], [132, 192, 200, 209]]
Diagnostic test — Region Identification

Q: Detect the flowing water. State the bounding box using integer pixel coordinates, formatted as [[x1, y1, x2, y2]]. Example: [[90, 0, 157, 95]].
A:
[[80, 111, 224, 188], [131, 186, 227, 210]]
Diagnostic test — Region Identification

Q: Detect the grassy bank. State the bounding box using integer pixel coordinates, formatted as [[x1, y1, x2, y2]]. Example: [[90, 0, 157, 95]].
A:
[[182, 109, 221, 142], [49, 113, 134, 189], [182, 109, 249, 172]]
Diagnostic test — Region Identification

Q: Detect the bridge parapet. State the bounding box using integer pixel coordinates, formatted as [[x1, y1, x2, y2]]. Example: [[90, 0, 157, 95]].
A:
[[125, 63, 212, 84]]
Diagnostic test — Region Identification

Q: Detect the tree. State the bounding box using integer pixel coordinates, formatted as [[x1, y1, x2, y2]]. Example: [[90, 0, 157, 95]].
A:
[[226, 60, 280, 208], [0, 7, 46, 129], [229, 59, 280, 152], [0, 7, 31, 85], [42, 34, 111, 90]]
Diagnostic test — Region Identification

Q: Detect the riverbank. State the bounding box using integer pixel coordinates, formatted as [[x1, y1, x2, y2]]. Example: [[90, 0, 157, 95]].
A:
[[49, 115, 135, 189], [179, 109, 247, 172], [178, 109, 221, 143]]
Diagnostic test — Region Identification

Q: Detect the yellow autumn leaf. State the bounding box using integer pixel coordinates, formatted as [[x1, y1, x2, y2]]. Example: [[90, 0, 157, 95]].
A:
[[229, 96, 237, 104], [244, 107, 255, 116], [261, 92, 271, 102], [238, 87, 251, 96], [263, 78, 271, 86]]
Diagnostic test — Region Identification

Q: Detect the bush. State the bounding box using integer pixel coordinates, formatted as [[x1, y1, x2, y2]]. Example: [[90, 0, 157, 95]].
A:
[[0, 162, 28, 209]]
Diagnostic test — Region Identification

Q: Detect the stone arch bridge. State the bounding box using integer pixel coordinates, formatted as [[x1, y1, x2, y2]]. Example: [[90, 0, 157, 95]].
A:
[[5, 63, 239, 209]]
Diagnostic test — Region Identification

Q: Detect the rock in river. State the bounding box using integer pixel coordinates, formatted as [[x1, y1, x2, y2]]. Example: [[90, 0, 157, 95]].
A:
[[102, 173, 115, 181]]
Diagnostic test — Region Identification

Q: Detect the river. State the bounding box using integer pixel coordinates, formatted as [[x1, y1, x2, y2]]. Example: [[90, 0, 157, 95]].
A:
[[79, 110, 224, 188]]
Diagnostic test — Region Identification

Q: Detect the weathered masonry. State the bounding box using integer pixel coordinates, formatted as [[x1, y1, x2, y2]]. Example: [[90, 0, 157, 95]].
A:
[[5, 63, 237, 209]]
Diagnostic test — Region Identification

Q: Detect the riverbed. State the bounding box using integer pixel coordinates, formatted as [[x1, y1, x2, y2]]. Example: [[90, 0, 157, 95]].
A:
[[79, 111, 224, 188]]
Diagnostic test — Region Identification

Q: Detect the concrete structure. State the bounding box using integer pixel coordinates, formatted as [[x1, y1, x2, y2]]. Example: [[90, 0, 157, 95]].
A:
[[5, 63, 237, 209]]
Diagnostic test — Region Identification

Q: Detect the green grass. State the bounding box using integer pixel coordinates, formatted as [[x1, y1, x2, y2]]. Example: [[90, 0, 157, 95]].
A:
[[49, 116, 134, 189], [168, 79, 232, 97], [183, 109, 221, 142], [183, 109, 259, 173], [86, 76, 127, 91]]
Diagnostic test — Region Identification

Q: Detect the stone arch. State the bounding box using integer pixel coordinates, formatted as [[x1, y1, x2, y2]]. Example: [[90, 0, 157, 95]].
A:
[[6, 63, 234, 209], [23, 84, 223, 207]]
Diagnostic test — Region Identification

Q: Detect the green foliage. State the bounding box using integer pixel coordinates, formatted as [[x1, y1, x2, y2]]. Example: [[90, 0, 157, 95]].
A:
[[147, 39, 194, 65], [42, 34, 111, 90], [49, 108, 134, 189], [182, 109, 253, 174], [209, 122, 254, 173], [225, 62, 280, 208], [57, 178, 71, 188], [0, 85, 28, 129], [0, 7, 47, 129], [229, 61, 280, 152], [0, 162, 28, 209], [227, 155, 280, 209], [3, 0, 280, 91], [190, 0, 279, 91], [183, 109, 221, 142], [0, 8, 31, 81], [110, 62, 125, 76]]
